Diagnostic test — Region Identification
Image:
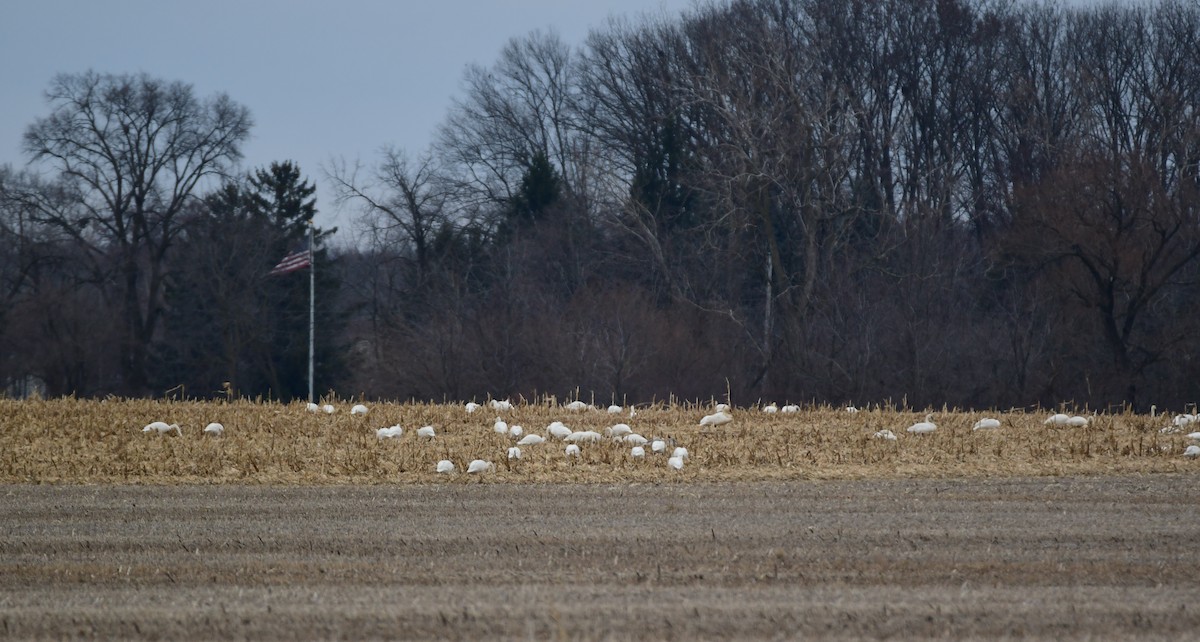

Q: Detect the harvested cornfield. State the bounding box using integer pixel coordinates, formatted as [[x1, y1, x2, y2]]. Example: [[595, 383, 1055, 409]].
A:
[[1, 398, 1196, 483]]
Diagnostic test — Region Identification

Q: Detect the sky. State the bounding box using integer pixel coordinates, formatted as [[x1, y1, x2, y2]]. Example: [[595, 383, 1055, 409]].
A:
[[0, 0, 696, 234]]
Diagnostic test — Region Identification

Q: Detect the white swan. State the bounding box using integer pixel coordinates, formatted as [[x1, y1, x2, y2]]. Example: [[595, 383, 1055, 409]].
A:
[[1184, 445, 1200, 459], [763, 403, 778, 413], [142, 421, 180, 435], [565, 444, 581, 457], [376, 425, 403, 439], [203, 422, 224, 436], [322, 404, 335, 414], [1186, 432, 1200, 441], [699, 411, 732, 427], [565, 400, 590, 411], [1067, 416, 1089, 427], [607, 404, 623, 414], [624, 434, 648, 446], [350, 404, 369, 416], [907, 414, 936, 434], [507, 446, 522, 460], [565, 430, 602, 443], [493, 418, 508, 434], [508, 424, 524, 438], [780, 404, 800, 413], [607, 423, 632, 438], [465, 402, 480, 414], [547, 421, 572, 439], [672, 446, 689, 460], [845, 406, 859, 414], [416, 425, 436, 439], [630, 446, 646, 458], [467, 459, 494, 474], [517, 433, 545, 446], [1044, 413, 1070, 426], [873, 429, 897, 441], [306, 402, 320, 413], [651, 439, 667, 453], [667, 455, 684, 470], [436, 460, 455, 473], [972, 418, 1001, 431], [490, 399, 513, 411]]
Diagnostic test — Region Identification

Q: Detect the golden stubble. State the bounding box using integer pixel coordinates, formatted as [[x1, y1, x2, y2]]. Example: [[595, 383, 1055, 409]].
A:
[[0, 398, 1194, 483]]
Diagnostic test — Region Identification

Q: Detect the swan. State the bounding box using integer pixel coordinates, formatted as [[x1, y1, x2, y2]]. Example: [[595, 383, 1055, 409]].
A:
[[630, 446, 646, 458], [467, 459, 494, 474], [507, 446, 522, 460], [1044, 413, 1070, 426], [376, 425, 403, 439], [1184, 445, 1200, 459], [547, 421, 572, 439], [565, 444, 581, 457], [606, 423, 632, 438], [607, 404, 623, 414], [517, 433, 545, 446], [1186, 432, 1200, 441], [350, 404, 369, 416], [203, 422, 224, 436], [143, 421, 181, 435], [907, 414, 937, 434], [416, 425, 436, 439], [873, 429, 897, 441], [763, 403, 778, 413], [306, 402, 320, 413], [508, 424, 524, 438], [490, 399, 513, 411], [972, 418, 1001, 431], [651, 439, 667, 453], [714, 403, 730, 412], [565, 430, 602, 443], [667, 455, 684, 470], [436, 460, 455, 474], [624, 434, 648, 446], [671, 446, 689, 460], [1067, 416, 1089, 427], [322, 404, 335, 414], [846, 406, 859, 414], [493, 418, 508, 434], [1173, 414, 1196, 427], [565, 400, 590, 411], [465, 402, 480, 414], [780, 404, 800, 413], [699, 411, 732, 427]]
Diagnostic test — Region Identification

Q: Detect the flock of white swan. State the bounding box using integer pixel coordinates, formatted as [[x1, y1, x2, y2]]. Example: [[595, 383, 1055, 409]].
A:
[[140, 400, 1200, 471]]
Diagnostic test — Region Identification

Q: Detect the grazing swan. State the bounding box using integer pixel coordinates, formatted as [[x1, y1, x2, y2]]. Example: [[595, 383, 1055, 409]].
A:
[[846, 406, 859, 414], [436, 460, 455, 473], [490, 399, 513, 411], [700, 411, 732, 427], [763, 403, 778, 413], [668, 455, 685, 470], [972, 418, 1001, 431], [565, 444, 581, 457], [565, 430, 602, 443], [517, 433, 545, 446], [507, 447, 522, 460], [322, 404, 335, 414], [873, 429, 897, 441], [624, 434, 648, 446], [143, 421, 181, 435], [672, 446, 689, 460], [306, 402, 320, 413], [607, 423, 633, 438], [493, 418, 508, 434], [1067, 416, 1089, 427], [1186, 432, 1200, 441], [350, 404, 368, 416], [547, 421, 572, 439], [1184, 445, 1200, 459], [651, 439, 667, 453], [630, 446, 646, 458], [203, 422, 224, 436], [416, 425, 436, 439], [907, 414, 937, 434], [780, 404, 800, 413], [1044, 413, 1070, 426], [465, 402, 480, 414], [565, 400, 590, 411], [376, 425, 403, 439], [466, 459, 494, 474], [607, 405, 623, 414]]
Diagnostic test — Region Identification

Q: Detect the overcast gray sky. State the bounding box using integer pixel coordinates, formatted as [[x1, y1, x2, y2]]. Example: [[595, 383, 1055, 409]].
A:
[[1, 0, 695, 230]]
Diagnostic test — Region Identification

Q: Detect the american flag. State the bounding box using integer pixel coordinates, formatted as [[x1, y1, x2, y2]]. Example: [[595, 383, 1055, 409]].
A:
[[268, 239, 311, 276]]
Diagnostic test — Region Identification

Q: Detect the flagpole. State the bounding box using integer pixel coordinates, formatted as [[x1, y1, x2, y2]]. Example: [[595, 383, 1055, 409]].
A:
[[307, 220, 315, 404]]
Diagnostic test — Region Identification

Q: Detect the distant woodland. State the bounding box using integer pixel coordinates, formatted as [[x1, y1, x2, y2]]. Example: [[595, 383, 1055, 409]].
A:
[[2, 0, 1198, 410]]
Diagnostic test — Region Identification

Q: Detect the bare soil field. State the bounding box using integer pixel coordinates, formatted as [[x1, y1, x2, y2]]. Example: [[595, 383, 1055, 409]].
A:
[[2, 477, 1198, 640]]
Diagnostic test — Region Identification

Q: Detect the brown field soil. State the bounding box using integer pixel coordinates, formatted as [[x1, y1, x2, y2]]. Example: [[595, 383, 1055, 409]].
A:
[[2, 477, 1199, 640], [2, 398, 1198, 483]]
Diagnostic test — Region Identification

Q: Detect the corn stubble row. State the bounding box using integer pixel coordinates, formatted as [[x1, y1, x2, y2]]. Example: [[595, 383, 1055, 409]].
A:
[[0, 398, 1193, 484]]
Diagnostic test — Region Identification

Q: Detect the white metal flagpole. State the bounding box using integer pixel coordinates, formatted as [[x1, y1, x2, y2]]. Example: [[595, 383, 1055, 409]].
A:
[[307, 220, 315, 404]]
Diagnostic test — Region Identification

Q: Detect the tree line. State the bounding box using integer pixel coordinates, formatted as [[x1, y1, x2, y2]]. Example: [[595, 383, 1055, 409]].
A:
[[2, 0, 1198, 410]]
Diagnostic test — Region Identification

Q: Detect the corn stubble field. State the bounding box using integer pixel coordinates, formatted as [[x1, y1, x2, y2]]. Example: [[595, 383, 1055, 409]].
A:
[[3, 398, 1199, 640]]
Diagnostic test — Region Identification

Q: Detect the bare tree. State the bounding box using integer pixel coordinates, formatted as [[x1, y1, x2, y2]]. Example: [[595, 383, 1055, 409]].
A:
[[18, 71, 251, 394]]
